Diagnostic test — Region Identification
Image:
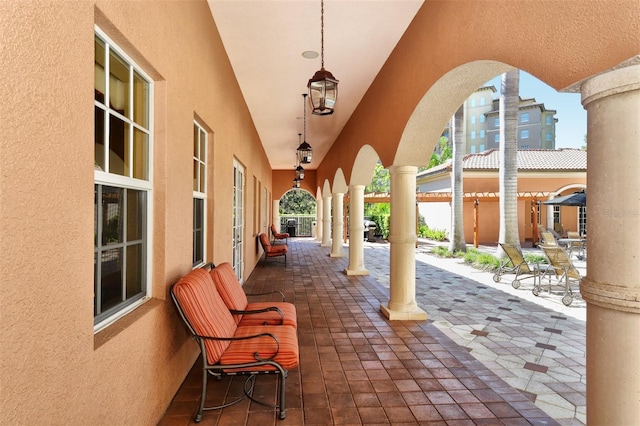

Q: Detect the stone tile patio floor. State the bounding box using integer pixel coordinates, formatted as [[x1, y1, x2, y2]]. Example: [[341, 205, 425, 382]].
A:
[[160, 238, 585, 425]]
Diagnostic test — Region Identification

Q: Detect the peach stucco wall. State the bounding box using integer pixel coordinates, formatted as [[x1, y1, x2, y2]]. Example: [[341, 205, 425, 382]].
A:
[[0, 1, 271, 424]]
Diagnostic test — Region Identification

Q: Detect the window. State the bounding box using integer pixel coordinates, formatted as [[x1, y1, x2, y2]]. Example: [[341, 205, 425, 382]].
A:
[[470, 116, 476, 124], [480, 129, 485, 139], [94, 28, 152, 330], [521, 144, 529, 150], [479, 144, 485, 152], [521, 112, 530, 123], [546, 115, 553, 125], [480, 115, 486, 123], [470, 99, 476, 107], [494, 118, 500, 127], [521, 129, 530, 139], [546, 132, 552, 141], [471, 130, 476, 140], [480, 97, 486, 106], [193, 122, 207, 267], [494, 134, 500, 143], [470, 145, 476, 154]]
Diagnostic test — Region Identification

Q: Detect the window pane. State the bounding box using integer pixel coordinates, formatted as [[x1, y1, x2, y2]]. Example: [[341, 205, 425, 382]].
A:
[[126, 244, 144, 298], [199, 164, 206, 192], [127, 189, 145, 241], [199, 129, 206, 160], [101, 248, 123, 312], [133, 71, 149, 128], [193, 124, 199, 157], [108, 115, 129, 176], [95, 38, 106, 102], [193, 160, 199, 191], [109, 50, 130, 116], [102, 186, 123, 245], [94, 106, 106, 171], [132, 128, 148, 180], [193, 198, 204, 266]]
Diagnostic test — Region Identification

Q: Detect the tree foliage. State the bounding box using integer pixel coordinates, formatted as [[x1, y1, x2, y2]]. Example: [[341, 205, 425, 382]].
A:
[[279, 190, 316, 214], [365, 161, 390, 193]]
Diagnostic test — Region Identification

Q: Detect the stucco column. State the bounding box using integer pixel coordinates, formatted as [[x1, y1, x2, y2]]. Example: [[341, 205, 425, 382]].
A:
[[272, 200, 280, 232], [345, 185, 369, 275], [579, 63, 640, 425], [321, 195, 332, 247], [380, 166, 427, 321], [330, 193, 346, 257], [315, 196, 323, 242]]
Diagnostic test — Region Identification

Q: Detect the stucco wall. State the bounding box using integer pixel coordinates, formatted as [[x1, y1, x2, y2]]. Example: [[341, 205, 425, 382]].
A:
[[0, 1, 271, 424]]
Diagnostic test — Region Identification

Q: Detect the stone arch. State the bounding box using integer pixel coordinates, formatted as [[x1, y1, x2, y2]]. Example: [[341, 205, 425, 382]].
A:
[[395, 61, 512, 166], [332, 168, 348, 194], [350, 145, 381, 186]]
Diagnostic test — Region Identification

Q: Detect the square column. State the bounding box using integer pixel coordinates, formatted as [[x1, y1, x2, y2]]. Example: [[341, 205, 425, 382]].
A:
[[579, 63, 640, 424], [345, 185, 369, 275], [380, 165, 427, 321]]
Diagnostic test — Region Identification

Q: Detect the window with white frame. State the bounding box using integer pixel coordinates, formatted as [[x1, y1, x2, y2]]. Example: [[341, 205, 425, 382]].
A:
[[479, 144, 485, 152], [480, 129, 485, 139], [471, 130, 476, 140], [94, 28, 152, 330], [521, 129, 530, 139], [470, 145, 476, 154], [546, 115, 553, 125], [470, 115, 476, 124], [521, 112, 530, 123], [193, 121, 207, 267], [494, 118, 500, 127], [480, 115, 486, 123], [546, 132, 552, 141], [494, 134, 500, 143]]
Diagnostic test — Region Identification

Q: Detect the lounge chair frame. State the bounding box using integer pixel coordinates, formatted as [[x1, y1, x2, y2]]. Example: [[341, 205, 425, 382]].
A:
[[493, 243, 543, 289], [270, 224, 289, 244], [170, 270, 296, 422], [259, 233, 288, 265], [534, 245, 582, 306]]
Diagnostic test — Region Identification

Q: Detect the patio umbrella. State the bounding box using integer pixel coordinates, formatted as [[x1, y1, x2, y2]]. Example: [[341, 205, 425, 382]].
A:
[[541, 191, 586, 206]]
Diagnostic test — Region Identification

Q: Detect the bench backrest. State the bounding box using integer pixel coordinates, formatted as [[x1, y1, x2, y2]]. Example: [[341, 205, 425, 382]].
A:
[[210, 262, 249, 324]]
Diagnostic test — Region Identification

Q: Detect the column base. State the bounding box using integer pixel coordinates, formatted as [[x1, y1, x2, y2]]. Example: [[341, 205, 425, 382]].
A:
[[321, 243, 331, 247], [380, 304, 428, 321], [330, 252, 346, 258], [344, 268, 369, 276]]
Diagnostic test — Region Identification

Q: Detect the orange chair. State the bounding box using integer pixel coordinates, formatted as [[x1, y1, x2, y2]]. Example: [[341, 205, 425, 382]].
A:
[[171, 268, 299, 421], [270, 224, 289, 243], [209, 262, 297, 328], [259, 233, 288, 265]]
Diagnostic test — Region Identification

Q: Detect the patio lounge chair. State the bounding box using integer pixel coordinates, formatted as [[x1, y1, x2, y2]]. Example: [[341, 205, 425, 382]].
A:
[[540, 229, 558, 246], [535, 245, 582, 306], [270, 224, 289, 244], [171, 268, 299, 422], [566, 231, 586, 260], [259, 233, 288, 265], [209, 262, 297, 328], [493, 243, 543, 289]]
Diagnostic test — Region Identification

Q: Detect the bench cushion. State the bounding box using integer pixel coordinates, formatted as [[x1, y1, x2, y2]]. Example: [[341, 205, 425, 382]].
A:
[[220, 324, 299, 371]]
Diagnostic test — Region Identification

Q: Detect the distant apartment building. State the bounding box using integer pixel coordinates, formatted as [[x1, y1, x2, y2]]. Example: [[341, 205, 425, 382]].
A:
[[441, 86, 558, 154]]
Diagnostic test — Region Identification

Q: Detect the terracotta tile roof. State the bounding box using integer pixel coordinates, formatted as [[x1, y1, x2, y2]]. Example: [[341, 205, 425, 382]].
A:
[[418, 148, 587, 178]]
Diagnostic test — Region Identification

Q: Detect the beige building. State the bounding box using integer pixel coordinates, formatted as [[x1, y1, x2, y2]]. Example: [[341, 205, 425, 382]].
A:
[[1, 1, 638, 424], [417, 149, 587, 245]]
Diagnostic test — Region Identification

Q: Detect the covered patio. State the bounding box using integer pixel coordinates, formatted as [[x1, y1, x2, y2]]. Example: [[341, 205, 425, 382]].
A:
[[160, 238, 585, 425]]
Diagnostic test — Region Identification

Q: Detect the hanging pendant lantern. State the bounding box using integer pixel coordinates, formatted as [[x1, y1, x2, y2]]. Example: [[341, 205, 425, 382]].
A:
[[308, 0, 338, 115], [296, 164, 305, 180], [297, 94, 313, 164]]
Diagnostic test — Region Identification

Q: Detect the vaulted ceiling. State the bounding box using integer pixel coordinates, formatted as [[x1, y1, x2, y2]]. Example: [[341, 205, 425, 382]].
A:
[[208, 0, 425, 171]]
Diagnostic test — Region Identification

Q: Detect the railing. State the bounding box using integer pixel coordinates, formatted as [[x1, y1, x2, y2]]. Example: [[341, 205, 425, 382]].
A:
[[279, 215, 315, 237]]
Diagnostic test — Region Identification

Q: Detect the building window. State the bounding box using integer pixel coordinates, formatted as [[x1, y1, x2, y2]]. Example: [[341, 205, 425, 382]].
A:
[[521, 112, 530, 123], [470, 145, 476, 154], [494, 118, 500, 127], [480, 129, 485, 139], [193, 122, 207, 267], [479, 144, 485, 152], [546, 132, 552, 141], [521, 144, 529, 150], [521, 129, 530, 139], [494, 134, 500, 143], [546, 115, 553, 125], [470, 99, 476, 107], [470, 115, 476, 125], [480, 97, 486, 106], [480, 115, 486, 123], [471, 130, 476, 140], [94, 29, 152, 330]]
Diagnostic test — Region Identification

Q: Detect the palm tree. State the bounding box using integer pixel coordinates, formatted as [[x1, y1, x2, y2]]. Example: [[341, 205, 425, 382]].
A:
[[449, 105, 466, 252], [498, 70, 521, 255]]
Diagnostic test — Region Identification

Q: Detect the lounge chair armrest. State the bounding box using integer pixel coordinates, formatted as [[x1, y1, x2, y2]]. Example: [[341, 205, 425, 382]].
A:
[[198, 332, 280, 361], [229, 306, 285, 325]]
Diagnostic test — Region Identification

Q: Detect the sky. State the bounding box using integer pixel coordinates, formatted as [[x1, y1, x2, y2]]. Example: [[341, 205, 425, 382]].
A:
[[485, 72, 587, 149]]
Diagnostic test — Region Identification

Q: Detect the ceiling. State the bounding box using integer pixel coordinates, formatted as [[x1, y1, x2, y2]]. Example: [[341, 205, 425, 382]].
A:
[[208, 0, 425, 171]]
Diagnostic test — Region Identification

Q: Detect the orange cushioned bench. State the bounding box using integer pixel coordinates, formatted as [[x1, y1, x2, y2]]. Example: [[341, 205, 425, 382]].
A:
[[171, 267, 299, 422], [259, 232, 288, 265]]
